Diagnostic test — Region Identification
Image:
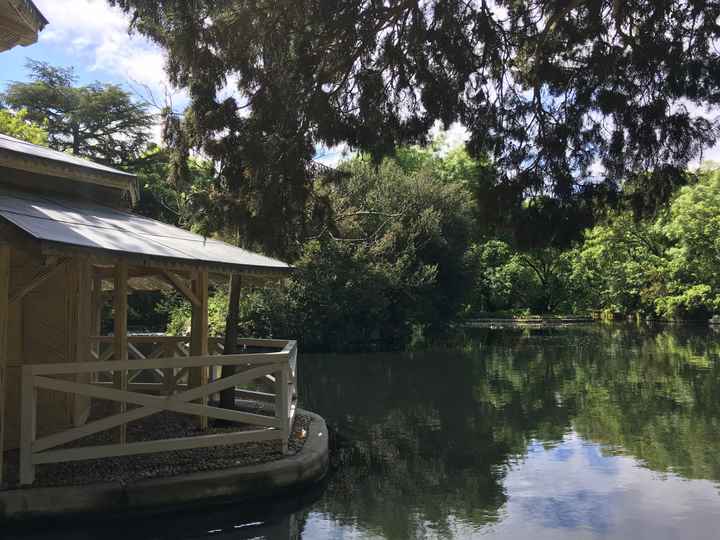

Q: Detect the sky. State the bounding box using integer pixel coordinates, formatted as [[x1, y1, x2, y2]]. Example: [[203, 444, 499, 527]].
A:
[[1, 0, 719, 167], [0, 0, 357, 163], [1, 0, 178, 104]]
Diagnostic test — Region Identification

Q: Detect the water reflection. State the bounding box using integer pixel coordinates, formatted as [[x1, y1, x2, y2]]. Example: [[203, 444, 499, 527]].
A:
[[298, 323, 720, 539], [6, 324, 720, 539]]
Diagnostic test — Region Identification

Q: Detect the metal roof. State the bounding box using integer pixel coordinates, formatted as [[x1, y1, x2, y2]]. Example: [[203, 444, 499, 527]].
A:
[[0, 187, 291, 273], [0, 133, 134, 178]]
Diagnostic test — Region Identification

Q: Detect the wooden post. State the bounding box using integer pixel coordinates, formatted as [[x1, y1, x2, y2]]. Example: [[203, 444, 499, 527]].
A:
[[189, 269, 209, 429], [113, 260, 128, 444], [19, 365, 36, 486], [90, 273, 102, 378], [91, 273, 102, 353], [0, 243, 9, 486], [277, 364, 290, 455], [220, 273, 241, 410], [72, 259, 92, 426]]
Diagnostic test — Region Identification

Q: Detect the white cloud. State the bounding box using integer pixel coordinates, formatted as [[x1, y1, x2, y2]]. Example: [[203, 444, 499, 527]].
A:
[[34, 0, 186, 109], [314, 143, 353, 167]]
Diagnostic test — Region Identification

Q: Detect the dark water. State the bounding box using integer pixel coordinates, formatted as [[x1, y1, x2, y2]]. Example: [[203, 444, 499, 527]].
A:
[[8, 324, 720, 539]]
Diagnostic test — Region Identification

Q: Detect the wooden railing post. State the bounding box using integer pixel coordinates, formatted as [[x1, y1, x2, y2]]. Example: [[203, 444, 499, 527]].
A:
[[113, 260, 128, 444], [19, 366, 36, 486], [277, 362, 290, 455]]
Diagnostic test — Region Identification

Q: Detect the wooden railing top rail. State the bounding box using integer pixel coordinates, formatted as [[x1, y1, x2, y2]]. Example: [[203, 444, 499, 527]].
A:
[[26, 350, 293, 376], [88, 335, 292, 349], [89, 335, 191, 343]]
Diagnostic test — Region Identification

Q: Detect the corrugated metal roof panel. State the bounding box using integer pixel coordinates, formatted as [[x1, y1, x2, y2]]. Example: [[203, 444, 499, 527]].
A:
[[0, 133, 135, 177], [0, 187, 291, 273]]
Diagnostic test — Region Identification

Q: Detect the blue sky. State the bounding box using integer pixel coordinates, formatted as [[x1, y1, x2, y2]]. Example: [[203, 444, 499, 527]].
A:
[[1, 0, 188, 132], [0, 0, 359, 163], [2, 0, 717, 166]]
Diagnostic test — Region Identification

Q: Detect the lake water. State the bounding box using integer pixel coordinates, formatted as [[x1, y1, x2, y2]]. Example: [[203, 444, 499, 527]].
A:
[[8, 324, 720, 539]]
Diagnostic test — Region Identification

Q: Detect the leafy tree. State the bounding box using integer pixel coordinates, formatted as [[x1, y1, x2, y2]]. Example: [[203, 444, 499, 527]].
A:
[[656, 168, 720, 319], [467, 240, 532, 314], [330, 152, 477, 335], [132, 145, 215, 227], [164, 147, 477, 350], [110, 0, 720, 205], [2, 60, 153, 166], [105, 2, 720, 341], [571, 212, 668, 316], [468, 240, 579, 315], [0, 108, 48, 145], [570, 167, 720, 320]]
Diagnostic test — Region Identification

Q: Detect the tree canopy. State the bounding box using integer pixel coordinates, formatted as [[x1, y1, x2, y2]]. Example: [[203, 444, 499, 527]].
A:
[[2, 60, 154, 166], [111, 0, 720, 204]]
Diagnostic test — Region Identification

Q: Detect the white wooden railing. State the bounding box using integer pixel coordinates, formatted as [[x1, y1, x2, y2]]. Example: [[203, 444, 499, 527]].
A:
[[18, 338, 298, 486]]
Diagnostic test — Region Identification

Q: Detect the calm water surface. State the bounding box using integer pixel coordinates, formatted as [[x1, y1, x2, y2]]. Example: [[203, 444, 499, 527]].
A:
[[8, 324, 720, 539]]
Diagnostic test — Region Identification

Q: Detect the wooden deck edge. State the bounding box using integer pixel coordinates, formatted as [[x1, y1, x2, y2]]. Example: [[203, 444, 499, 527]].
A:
[[0, 409, 328, 521]]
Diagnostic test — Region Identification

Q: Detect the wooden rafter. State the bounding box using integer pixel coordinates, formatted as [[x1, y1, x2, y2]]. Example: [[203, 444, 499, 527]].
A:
[[162, 270, 200, 307]]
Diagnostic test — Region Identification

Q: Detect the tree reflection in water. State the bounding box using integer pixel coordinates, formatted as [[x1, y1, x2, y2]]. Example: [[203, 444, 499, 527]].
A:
[[299, 324, 720, 538]]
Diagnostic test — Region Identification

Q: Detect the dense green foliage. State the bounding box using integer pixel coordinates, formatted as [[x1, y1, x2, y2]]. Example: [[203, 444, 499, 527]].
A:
[[10, 4, 714, 352], [132, 145, 216, 227], [158, 144, 720, 348], [165, 146, 478, 351], [573, 168, 720, 320], [0, 108, 48, 144], [467, 242, 581, 315], [92, 2, 720, 347], [467, 167, 720, 321]]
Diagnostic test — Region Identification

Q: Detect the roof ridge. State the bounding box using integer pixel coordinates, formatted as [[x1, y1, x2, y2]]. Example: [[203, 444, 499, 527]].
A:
[[0, 132, 135, 177]]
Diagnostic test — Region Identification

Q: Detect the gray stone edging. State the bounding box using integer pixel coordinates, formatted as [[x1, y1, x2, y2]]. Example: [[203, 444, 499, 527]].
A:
[[0, 409, 328, 520]]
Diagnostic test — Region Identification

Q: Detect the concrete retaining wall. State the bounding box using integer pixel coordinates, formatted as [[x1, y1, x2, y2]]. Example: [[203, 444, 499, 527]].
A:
[[0, 409, 328, 520]]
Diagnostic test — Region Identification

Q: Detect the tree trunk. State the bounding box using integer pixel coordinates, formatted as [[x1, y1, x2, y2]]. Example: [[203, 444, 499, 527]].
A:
[[72, 123, 80, 155], [219, 273, 242, 409]]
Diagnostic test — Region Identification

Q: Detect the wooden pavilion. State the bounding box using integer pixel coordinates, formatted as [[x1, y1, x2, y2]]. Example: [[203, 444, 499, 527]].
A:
[[0, 0, 47, 52], [0, 133, 297, 488]]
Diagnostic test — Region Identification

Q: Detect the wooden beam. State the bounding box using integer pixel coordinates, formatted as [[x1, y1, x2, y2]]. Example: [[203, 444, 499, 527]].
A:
[[33, 428, 280, 465], [29, 352, 287, 376], [162, 270, 200, 307], [190, 269, 209, 429], [0, 243, 9, 486], [40, 241, 292, 278], [113, 260, 128, 444], [93, 265, 190, 280], [9, 258, 67, 304]]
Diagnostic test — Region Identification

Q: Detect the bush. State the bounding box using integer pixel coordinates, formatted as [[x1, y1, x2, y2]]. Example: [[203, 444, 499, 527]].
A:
[[162, 148, 478, 351]]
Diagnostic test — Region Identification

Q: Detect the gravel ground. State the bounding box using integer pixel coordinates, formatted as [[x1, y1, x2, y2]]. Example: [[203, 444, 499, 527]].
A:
[[2, 407, 311, 488]]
